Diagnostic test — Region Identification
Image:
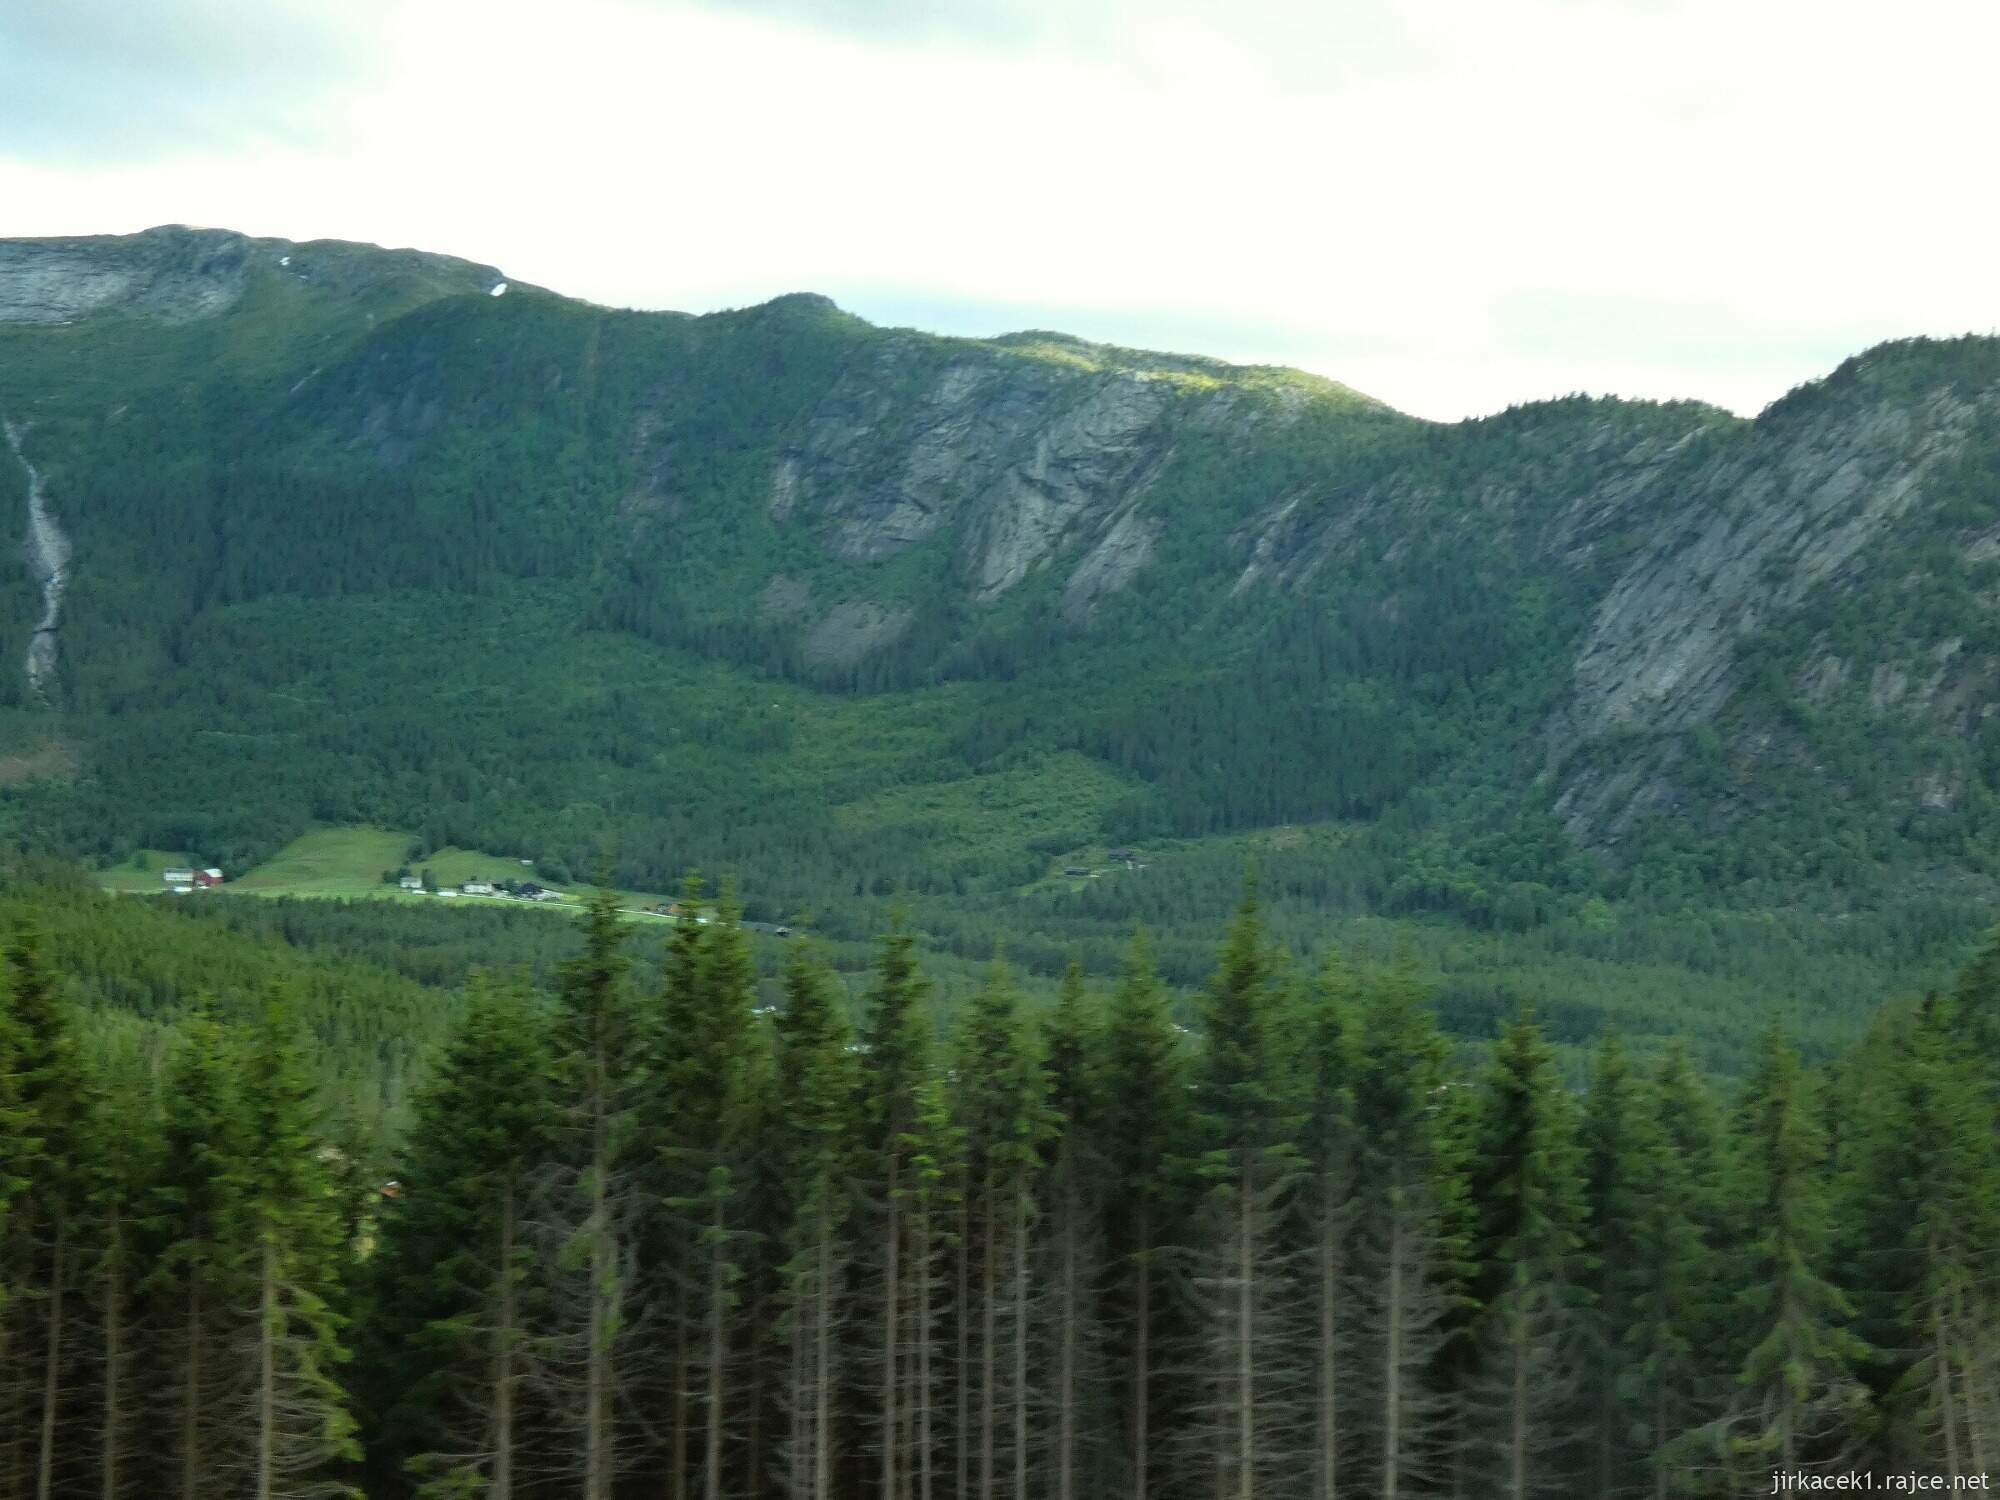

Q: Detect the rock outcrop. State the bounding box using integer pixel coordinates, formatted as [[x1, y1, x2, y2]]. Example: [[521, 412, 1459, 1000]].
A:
[[0, 224, 506, 327]]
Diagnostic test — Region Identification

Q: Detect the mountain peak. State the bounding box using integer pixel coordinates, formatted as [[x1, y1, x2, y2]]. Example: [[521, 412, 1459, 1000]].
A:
[[757, 291, 843, 316], [0, 226, 509, 328]]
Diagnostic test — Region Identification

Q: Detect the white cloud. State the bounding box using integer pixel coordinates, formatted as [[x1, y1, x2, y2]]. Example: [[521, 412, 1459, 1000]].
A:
[[2, 0, 1996, 419]]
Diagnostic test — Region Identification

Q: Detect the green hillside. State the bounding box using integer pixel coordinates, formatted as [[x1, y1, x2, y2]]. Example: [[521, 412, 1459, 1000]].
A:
[[4, 226, 2000, 1039]]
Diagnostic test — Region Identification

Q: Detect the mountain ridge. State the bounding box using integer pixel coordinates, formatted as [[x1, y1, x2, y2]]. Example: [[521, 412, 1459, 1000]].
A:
[[3, 226, 1999, 991]]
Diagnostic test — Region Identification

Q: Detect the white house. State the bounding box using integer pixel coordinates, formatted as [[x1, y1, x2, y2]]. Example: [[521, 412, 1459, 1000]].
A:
[[462, 881, 495, 896], [399, 876, 423, 891], [162, 868, 195, 884]]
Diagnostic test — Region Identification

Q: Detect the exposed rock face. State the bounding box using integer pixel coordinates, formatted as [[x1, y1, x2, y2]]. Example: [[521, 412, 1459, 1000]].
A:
[[1541, 385, 1998, 845], [1063, 507, 1163, 623], [8, 227, 2000, 878], [956, 376, 1173, 600], [0, 225, 254, 325], [759, 574, 812, 623], [770, 343, 1177, 603], [0, 224, 505, 328], [1560, 392, 1980, 748], [804, 601, 913, 669]]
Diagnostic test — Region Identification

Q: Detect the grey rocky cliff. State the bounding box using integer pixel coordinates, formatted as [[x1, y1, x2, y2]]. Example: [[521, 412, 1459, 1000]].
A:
[[0, 225, 506, 327], [1544, 383, 1999, 845], [754, 338, 1202, 644], [1557, 391, 1982, 750]]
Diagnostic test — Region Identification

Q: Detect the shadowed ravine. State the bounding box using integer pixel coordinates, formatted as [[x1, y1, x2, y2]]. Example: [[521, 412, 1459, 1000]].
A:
[[3, 416, 69, 703]]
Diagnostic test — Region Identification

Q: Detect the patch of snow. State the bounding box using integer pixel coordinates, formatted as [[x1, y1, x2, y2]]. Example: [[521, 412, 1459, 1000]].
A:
[[490, 282, 508, 297], [279, 255, 291, 266]]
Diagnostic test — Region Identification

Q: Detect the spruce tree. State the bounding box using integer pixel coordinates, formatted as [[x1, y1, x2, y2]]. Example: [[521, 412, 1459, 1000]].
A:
[[1038, 960, 1108, 1500], [1688, 1028, 1869, 1490], [638, 880, 764, 1500], [143, 1002, 248, 1500], [372, 977, 554, 1499], [1463, 1012, 1591, 1500], [1843, 996, 2000, 1478], [1094, 929, 1189, 1500], [234, 994, 362, 1500], [0, 938, 34, 1496], [641, 870, 711, 1500], [2, 928, 93, 1500], [1188, 886, 1306, 1500], [1299, 953, 1360, 1500], [1623, 1048, 1717, 1500], [770, 942, 861, 1500], [1348, 960, 1463, 1500], [80, 1037, 154, 1500], [1581, 1032, 1648, 1497], [953, 953, 1045, 1500], [858, 916, 939, 1500], [547, 886, 637, 1500]]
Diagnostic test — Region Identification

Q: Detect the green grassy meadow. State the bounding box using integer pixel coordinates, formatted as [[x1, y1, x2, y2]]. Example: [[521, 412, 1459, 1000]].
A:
[[96, 826, 689, 921]]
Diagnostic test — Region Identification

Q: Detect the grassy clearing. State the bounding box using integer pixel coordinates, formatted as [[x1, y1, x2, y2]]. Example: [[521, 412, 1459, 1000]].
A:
[[95, 849, 205, 892], [228, 827, 419, 897], [832, 751, 1135, 874], [102, 825, 684, 921]]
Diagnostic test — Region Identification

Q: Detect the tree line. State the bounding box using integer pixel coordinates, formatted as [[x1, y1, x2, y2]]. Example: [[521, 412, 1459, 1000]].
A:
[[5, 882, 2000, 1497]]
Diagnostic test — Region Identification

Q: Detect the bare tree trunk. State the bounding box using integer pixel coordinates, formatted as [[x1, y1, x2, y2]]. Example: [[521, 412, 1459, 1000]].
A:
[[256, 1242, 276, 1500], [181, 1279, 204, 1500], [813, 1207, 834, 1500], [1012, 1181, 1028, 1500], [673, 1285, 691, 1500], [1235, 1163, 1254, 1500], [585, 1038, 613, 1500], [38, 1209, 67, 1500], [1937, 1309, 1960, 1481], [1383, 1209, 1404, 1500], [980, 1207, 995, 1500], [882, 1157, 901, 1500], [100, 1204, 125, 1500], [1652, 1383, 1668, 1500], [957, 1192, 970, 1500], [917, 1197, 935, 1500], [1316, 1195, 1339, 1500], [495, 1183, 518, 1500], [1057, 1164, 1078, 1500], [1133, 1210, 1151, 1500], [1509, 1322, 1528, 1500], [1961, 1300, 1990, 1479], [706, 1193, 726, 1500]]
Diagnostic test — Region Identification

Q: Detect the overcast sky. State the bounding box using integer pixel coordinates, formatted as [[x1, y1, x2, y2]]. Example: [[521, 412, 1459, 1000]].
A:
[[4, 0, 1996, 420]]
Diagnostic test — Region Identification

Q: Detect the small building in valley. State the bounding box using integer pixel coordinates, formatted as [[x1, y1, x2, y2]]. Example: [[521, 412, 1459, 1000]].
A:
[[399, 876, 423, 891], [193, 868, 224, 887], [462, 881, 496, 896], [162, 868, 195, 885]]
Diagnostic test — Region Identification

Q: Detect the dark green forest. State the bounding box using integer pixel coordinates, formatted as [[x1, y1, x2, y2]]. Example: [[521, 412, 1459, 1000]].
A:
[[7, 234, 2000, 1021], [6, 229, 2000, 1495], [6, 881, 2000, 1497]]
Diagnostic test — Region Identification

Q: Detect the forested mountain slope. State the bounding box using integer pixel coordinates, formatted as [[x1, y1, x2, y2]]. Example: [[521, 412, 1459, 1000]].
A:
[[4, 226, 2000, 1003]]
